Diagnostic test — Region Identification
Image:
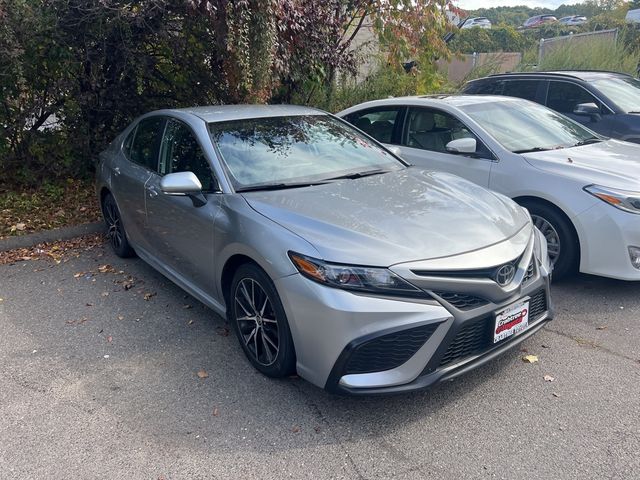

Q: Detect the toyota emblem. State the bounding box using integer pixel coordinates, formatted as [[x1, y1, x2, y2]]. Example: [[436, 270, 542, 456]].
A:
[[495, 264, 516, 286]]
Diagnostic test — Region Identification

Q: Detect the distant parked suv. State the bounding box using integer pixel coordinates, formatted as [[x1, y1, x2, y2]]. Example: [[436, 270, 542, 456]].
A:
[[523, 15, 557, 28], [463, 71, 640, 143]]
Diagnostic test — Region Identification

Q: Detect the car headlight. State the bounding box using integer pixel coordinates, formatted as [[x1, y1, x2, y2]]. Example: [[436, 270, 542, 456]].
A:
[[584, 185, 640, 214], [288, 252, 425, 297]]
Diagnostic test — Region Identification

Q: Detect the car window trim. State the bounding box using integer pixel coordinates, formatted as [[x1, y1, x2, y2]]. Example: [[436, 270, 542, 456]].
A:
[[401, 106, 498, 162], [344, 106, 405, 145], [544, 79, 615, 115]]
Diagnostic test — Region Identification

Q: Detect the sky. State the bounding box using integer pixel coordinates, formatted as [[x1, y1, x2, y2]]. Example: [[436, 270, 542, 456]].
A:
[[456, 0, 581, 8]]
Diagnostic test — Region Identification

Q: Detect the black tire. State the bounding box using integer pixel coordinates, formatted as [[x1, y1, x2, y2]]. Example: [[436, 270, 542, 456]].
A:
[[519, 200, 579, 281], [228, 263, 296, 378], [102, 193, 136, 258]]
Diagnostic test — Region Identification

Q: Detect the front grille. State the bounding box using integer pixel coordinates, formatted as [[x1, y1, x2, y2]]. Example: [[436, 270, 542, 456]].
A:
[[344, 323, 440, 374], [522, 260, 535, 284], [438, 318, 492, 367], [433, 291, 489, 310], [528, 288, 547, 319], [437, 288, 548, 368]]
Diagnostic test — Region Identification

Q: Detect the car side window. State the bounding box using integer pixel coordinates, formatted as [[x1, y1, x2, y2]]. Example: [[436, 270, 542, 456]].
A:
[[402, 108, 492, 158], [129, 117, 165, 171], [546, 81, 603, 115], [470, 80, 505, 95], [344, 108, 401, 144], [122, 127, 136, 159], [502, 80, 541, 102], [160, 119, 217, 192]]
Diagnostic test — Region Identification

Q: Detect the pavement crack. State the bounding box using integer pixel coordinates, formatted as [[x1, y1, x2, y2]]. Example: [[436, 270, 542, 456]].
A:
[[545, 326, 640, 365]]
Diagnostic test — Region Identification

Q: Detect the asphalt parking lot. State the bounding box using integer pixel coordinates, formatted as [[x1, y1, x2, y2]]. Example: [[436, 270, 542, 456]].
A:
[[1, 241, 639, 480]]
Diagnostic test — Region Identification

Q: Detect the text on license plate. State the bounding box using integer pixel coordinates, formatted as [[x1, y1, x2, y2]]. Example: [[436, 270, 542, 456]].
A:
[[494, 300, 529, 343]]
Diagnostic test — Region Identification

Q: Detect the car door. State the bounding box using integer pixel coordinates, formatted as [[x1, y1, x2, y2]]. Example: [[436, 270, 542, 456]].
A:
[[397, 107, 494, 187], [110, 116, 165, 251], [144, 117, 221, 297], [545, 80, 613, 136]]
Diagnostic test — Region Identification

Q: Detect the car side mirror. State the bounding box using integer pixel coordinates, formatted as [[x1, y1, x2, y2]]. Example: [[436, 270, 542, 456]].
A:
[[573, 103, 601, 121], [446, 137, 477, 154], [160, 171, 207, 207]]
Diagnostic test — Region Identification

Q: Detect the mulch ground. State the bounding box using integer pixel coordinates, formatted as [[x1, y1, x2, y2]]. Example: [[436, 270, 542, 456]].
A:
[[0, 179, 101, 240]]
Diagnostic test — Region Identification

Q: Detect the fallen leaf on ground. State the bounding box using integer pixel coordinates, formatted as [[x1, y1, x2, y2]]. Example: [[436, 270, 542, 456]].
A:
[[98, 264, 115, 273], [197, 369, 209, 379], [86, 302, 93, 306], [213, 407, 219, 416], [543, 374, 555, 382], [101, 291, 109, 297], [143, 292, 157, 301], [74, 272, 84, 278], [117, 315, 124, 320], [291, 426, 300, 433], [15, 223, 26, 231], [107, 336, 113, 343], [183, 304, 193, 309], [522, 354, 539, 363], [216, 326, 230, 336], [552, 392, 560, 398], [188, 319, 194, 325], [314, 426, 321, 433], [596, 325, 607, 330]]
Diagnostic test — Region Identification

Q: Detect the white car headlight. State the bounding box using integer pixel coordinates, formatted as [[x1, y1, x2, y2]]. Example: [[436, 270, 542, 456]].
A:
[[584, 185, 640, 214]]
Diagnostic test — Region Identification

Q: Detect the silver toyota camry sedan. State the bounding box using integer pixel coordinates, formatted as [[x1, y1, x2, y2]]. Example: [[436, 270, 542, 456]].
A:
[[96, 105, 553, 394]]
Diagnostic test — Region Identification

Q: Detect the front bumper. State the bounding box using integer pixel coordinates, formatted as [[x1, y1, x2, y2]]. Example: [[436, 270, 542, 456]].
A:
[[575, 202, 640, 280], [275, 245, 552, 394]]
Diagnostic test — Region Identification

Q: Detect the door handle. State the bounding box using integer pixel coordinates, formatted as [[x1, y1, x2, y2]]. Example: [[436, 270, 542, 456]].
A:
[[113, 167, 121, 176], [147, 186, 158, 198]]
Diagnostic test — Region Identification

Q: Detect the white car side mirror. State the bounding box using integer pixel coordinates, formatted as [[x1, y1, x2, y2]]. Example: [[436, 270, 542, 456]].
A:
[[446, 137, 477, 154]]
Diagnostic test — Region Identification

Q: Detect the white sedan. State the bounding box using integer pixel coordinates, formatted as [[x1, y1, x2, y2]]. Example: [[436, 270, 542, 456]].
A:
[[338, 95, 640, 280]]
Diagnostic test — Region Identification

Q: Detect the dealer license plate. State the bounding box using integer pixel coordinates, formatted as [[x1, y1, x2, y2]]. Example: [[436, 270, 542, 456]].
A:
[[494, 300, 530, 343]]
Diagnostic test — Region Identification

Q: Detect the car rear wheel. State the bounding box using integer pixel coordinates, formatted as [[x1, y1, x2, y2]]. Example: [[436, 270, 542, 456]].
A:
[[229, 263, 296, 377], [520, 200, 579, 281], [102, 193, 135, 258]]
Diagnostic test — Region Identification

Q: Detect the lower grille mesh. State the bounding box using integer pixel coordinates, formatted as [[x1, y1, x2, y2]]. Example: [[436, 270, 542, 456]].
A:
[[433, 292, 489, 310], [345, 323, 440, 374], [438, 289, 548, 368]]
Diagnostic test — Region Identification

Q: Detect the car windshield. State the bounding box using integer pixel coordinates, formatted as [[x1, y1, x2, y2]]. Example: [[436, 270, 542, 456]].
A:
[[209, 115, 403, 190], [460, 99, 598, 153], [591, 76, 640, 113]]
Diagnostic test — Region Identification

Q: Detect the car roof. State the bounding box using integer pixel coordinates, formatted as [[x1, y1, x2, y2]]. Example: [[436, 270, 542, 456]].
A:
[[341, 94, 524, 111], [475, 70, 633, 82], [160, 104, 325, 123]]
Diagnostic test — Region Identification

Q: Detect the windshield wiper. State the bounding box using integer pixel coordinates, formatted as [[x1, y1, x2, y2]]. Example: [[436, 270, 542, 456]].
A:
[[324, 168, 391, 181], [235, 181, 329, 193], [512, 147, 553, 154], [573, 137, 602, 147]]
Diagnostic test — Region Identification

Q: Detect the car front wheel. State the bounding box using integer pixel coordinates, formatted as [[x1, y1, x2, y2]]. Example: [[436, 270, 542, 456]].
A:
[[521, 200, 579, 281], [229, 263, 296, 377]]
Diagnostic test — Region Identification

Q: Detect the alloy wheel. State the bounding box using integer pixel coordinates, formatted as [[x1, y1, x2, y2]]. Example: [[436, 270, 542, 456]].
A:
[[233, 278, 280, 366], [532, 214, 560, 265]]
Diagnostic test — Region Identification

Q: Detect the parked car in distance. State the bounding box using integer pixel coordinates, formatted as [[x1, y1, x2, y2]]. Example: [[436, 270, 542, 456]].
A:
[[461, 17, 492, 29], [463, 71, 640, 144], [339, 95, 640, 281], [626, 8, 640, 24], [559, 15, 587, 25], [97, 105, 552, 395], [523, 15, 557, 28]]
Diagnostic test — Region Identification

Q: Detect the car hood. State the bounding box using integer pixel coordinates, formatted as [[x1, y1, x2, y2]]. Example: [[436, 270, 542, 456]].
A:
[[242, 168, 530, 266], [522, 139, 640, 189]]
